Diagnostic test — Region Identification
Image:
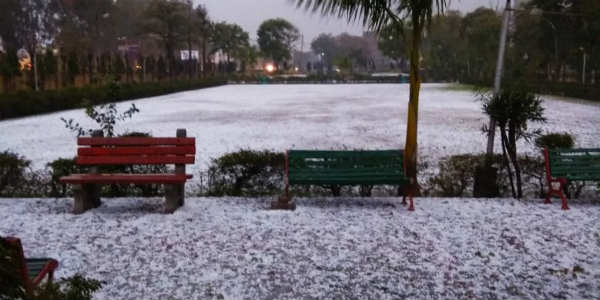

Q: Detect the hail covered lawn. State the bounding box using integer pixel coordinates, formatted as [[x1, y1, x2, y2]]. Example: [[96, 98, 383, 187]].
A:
[[1, 84, 599, 176], [1, 197, 599, 299]]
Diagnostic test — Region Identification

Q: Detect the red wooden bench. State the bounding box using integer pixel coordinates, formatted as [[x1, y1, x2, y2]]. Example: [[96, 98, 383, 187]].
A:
[[1, 237, 58, 297], [60, 129, 195, 214]]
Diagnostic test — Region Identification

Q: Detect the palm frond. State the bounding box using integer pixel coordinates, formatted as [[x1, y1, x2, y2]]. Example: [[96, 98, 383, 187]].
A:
[[293, 0, 449, 31]]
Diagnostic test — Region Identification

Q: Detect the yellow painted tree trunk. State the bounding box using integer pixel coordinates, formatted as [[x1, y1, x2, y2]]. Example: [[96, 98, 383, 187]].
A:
[[404, 18, 423, 187]]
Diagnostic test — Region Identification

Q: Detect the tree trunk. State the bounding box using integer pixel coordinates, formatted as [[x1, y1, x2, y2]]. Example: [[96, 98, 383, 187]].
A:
[[33, 51, 39, 91], [404, 17, 423, 187], [507, 124, 522, 198], [202, 38, 207, 78], [500, 128, 516, 198]]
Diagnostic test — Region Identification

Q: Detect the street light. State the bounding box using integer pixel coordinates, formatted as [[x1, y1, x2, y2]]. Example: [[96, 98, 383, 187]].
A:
[[265, 63, 275, 73]]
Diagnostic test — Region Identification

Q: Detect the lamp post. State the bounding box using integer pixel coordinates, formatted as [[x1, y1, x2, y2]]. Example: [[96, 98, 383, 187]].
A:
[[486, 0, 511, 156]]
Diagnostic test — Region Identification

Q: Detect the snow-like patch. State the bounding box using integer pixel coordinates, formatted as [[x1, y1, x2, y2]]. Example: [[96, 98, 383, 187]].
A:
[[1, 84, 599, 177], [1, 197, 599, 299]]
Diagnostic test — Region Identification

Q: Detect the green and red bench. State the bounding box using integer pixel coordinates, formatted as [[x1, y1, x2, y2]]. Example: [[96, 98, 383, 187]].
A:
[[544, 148, 600, 210], [273, 149, 414, 210], [1, 237, 58, 297], [60, 129, 195, 214]]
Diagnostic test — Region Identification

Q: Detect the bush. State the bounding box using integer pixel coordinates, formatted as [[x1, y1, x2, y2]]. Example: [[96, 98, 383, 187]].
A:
[[535, 132, 574, 150], [0, 78, 226, 120], [0, 151, 30, 196], [0, 238, 26, 299], [47, 158, 86, 197], [34, 275, 103, 300], [206, 149, 285, 196], [428, 153, 503, 197]]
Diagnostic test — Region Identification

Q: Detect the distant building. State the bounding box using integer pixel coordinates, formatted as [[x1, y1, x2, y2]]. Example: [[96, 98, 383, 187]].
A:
[[117, 38, 141, 67]]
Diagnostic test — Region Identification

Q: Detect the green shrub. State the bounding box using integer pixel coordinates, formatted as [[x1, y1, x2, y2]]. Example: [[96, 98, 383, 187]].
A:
[[0, 238, 26, 300], [206, 149, 285, 196], [47, 158, 86, 197], [0, 79, 226, 120], [34, 275, 103, 300], [535, 132, 575, 150], [0, 151, 30, 195], [428, 153, 503, 197]]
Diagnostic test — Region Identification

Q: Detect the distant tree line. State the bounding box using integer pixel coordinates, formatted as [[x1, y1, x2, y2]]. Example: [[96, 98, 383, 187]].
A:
[[376, 0, 600, 92], [0, 0, 285, 93]]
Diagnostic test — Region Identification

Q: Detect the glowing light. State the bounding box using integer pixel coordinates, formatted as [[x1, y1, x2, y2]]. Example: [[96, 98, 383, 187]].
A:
[[265, 63, 275, 73], [294, 67, 299, 72], [135, 65, 142, 70]]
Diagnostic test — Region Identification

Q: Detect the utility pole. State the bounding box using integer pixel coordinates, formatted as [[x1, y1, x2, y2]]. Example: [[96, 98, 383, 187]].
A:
[[486, 0, 511, 156]]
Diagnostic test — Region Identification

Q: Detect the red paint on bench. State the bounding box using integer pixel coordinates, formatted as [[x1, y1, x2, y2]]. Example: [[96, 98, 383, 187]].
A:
[[60, 174, 193, 184]]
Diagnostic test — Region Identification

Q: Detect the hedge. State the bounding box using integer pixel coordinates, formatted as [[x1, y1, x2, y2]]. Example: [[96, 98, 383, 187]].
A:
[[0, 78, 226, 120]]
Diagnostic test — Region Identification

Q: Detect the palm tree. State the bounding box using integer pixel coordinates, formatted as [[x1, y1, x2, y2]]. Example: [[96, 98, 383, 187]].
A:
[[295, 0, 447, 187]]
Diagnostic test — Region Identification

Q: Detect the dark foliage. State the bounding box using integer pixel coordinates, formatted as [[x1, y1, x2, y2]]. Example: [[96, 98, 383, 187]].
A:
[[206, 149, 285, 196], [0, 79, 225, 120], [0, 151, 30, 196], [535, 132, 575, 150], [428, 153, 503, 197]]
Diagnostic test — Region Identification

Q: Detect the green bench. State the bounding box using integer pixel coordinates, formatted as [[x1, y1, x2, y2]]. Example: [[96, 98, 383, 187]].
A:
[[272, 149, 414, 210], [544, 148, 600, 210]]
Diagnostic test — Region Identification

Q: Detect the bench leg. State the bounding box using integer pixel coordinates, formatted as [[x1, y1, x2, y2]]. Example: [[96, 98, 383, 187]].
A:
[[271, 182, 295, 210], [545, 179, 569, 210], [165, 183, 184, 213], [72, 184, 101, 214], [408, 190, 415, 211]]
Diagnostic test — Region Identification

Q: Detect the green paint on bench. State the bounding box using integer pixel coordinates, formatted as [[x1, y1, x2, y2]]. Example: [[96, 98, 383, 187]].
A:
[[275, 149, 415, 211], [544, 148, 600, 210], [288, 150, 409, 185], [547, 148, 600, 181], [26, 258, 54, 281]]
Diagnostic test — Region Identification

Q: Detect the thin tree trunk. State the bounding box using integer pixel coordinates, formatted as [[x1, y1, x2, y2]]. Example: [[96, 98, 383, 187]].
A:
[[500, 128, 516, 198], [404, 17, 423, 187], [507, 124, 522, 198]]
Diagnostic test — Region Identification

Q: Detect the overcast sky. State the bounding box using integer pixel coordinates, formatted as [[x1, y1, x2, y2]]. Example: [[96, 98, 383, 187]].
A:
[[197, 0, 506, 49]]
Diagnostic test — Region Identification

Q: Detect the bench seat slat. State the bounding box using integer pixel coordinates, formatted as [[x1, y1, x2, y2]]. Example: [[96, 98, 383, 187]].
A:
[[292, 178, 408, 185], [78, 137, 195, 146], [290, 172, 407, 177], [289, 167, 403, 174], [60, 173, 193, 184], [78, 146, 195, 156], [289, 150, 402, 157], [26, 258, 54, 280], [76, 155, 195, 165]]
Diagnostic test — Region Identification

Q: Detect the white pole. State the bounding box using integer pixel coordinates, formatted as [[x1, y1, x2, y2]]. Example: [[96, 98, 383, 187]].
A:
[[486, 0, 511, 156]]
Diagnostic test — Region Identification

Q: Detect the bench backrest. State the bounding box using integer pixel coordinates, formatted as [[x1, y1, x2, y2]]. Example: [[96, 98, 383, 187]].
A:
[[545, 148, 600, 181], [287, 150, 407, 185], [76, 137, 196, 165]]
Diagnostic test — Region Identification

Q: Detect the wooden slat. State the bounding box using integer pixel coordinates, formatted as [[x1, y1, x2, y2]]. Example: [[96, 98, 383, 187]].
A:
[[291, 177, 408, 185], [78, 137, 195, 146], [78, 146, 195, 156], [60, 173, 193, 184], [548, 148, 600, 181], [287, 149, 407, 186], [26, 259, 51, 280], [76, 155, 195, 165]]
